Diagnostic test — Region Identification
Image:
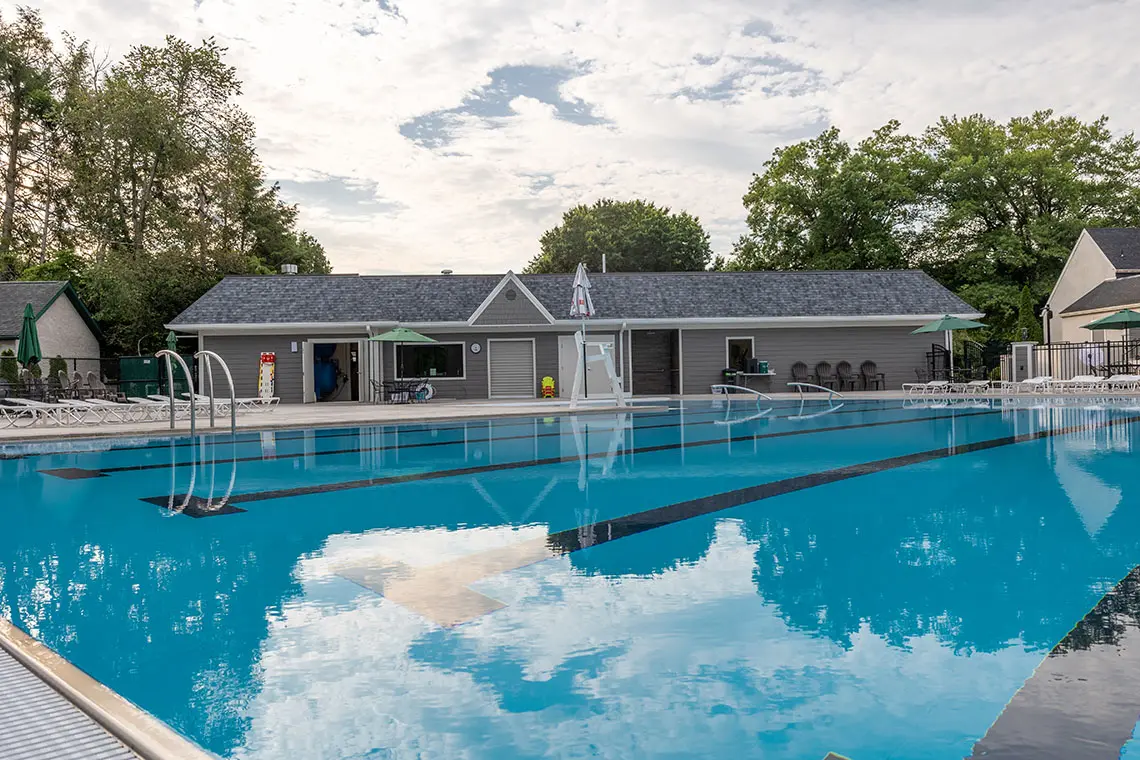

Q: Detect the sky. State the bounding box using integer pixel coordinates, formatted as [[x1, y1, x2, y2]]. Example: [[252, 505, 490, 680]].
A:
[[27, 0, 1140, 274]]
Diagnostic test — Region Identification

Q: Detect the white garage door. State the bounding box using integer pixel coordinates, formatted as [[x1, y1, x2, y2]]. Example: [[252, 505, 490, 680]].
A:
[[489, 339, 536, 398]]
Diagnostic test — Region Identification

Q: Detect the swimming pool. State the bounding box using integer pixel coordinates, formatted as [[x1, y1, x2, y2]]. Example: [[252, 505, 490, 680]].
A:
[[3, 398, 1140, 759]]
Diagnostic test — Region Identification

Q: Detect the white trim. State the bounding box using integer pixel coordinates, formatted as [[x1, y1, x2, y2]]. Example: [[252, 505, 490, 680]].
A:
[[177, 312, 986, 335], [486, 337, 537, 399], [677, 328, 684, 395], [467, 271, 556, 326], [1060, 301, 1140, 318], [394, 340, 467, 381], [725, 335, 755, 370], [1047, 229, 1107, 308]]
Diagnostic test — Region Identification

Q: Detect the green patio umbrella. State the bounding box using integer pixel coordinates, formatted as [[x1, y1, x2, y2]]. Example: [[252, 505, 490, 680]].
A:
[[16, 303, 41, 367], [165, 330, 178, 352], [912, 315, 987, 376], [1082, 309, 1140, 331], [368, 327, 437, 380], [367, 327, 437, 343]]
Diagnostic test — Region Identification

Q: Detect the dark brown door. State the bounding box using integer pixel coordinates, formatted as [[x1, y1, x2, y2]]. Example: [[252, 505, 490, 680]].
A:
[[631, 330, 678, 395]]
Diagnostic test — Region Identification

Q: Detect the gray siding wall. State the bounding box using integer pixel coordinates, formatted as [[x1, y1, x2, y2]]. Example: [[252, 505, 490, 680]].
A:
[[472, 287, 550, 326], [381, 331, 560, 399], [201, 333, 362, 404], [680, 326, 935, 392]]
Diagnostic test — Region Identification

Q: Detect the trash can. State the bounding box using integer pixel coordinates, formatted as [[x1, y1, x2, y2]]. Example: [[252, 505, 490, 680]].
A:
[[722, 368, 738, 383]]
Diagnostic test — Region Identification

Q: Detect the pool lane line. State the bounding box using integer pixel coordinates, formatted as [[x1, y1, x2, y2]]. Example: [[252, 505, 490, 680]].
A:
[[57, 402, 942, 479], [338, 412, 1140, 628], [967, 564, 1140, 760], [140, 408, 1003, 508], [10, 399, 918, 462]]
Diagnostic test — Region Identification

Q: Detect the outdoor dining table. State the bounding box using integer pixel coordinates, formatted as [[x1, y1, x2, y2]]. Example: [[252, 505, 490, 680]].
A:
[[382, 379, 421, 404]]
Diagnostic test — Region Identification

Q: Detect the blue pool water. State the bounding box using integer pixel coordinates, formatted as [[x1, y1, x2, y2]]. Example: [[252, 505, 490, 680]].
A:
[[3, 398, 1140, 759]]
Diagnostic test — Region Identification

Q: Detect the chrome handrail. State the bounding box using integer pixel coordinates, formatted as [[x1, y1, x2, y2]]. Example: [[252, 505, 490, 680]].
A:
[[786, 382, 845, 401], [710, 384, 773, 400], [156, 350, 196, 435], [194, 350, 237, 435]]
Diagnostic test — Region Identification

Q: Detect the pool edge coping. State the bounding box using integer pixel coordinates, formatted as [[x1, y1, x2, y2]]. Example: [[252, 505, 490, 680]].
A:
[[0, 616, 218, 760], [0, 404, 673, 444]]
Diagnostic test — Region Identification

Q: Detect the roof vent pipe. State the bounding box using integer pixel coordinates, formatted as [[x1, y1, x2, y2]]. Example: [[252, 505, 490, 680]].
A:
[[441, 269, 453, 275], [280, 264, 298, 275], [601, 254, 606, 273]]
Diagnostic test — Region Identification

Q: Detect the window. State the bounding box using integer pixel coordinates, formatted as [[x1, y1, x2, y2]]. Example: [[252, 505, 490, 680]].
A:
[[726, 337, 754, 371], [396, 342, 465, 379]]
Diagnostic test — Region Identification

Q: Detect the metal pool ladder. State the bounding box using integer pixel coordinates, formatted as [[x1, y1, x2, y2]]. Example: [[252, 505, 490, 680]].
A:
[[155, 349, 237, 435]]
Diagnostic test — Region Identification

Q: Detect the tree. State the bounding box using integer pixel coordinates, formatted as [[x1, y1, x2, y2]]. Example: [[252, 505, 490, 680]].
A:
[[724, 112, 1140, 340], [1016, 285, 1043, 342], [727, 122, 923, 272], [0, 8, 55, 275], [916, 111, 1140, 338], [525, 199, 712, 273]]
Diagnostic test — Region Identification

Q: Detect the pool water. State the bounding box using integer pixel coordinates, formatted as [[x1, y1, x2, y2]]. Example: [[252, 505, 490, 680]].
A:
[[3, 399, 1140, 759]]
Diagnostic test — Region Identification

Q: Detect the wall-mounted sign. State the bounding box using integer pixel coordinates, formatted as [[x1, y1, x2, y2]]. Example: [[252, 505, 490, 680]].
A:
[[470, 343, 482, 354]]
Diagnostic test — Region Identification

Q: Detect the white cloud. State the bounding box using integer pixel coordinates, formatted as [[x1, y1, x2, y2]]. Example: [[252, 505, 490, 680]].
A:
[[231, 519, 1042, 759], [22, 0, 1140, 274]]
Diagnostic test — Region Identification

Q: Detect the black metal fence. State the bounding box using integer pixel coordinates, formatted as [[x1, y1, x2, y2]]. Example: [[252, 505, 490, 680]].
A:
[[0, 354, 198, 401], [1035, 339, 1140, 381]]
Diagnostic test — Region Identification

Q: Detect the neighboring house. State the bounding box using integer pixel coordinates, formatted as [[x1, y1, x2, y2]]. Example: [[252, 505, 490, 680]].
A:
[[0, 281, 102, 373], [1044, 228, 1140, 342], [168, 269, 979, 403]]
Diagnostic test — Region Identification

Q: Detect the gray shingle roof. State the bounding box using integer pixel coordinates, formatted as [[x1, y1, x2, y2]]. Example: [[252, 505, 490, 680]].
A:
[[0, 281, 67, 338], [1060, 275, 1140, 314], [169, 270, 977, 326], [1088, 228, 1140, 271]]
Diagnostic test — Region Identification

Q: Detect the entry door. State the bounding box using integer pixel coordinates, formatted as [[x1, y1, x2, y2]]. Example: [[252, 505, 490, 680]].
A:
[[488, 339, 536, 398], [558, 334, 616, 397]]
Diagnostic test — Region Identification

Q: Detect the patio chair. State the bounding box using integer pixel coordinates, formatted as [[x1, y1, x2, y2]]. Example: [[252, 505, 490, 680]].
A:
[[813, 362, 837, 390], [790, 362, 810, 385], [835, 361, 858, 391], [861, 361, 885, 391]]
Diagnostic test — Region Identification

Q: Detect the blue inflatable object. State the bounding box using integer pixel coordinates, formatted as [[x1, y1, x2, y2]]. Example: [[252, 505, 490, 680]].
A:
[[313, 344, 340, 400]]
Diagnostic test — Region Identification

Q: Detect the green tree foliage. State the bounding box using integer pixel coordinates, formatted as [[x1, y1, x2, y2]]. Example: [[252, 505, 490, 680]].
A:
[[525, 199, 712, 274], [0, 347, 17, 385], [725, 111, 1140, 340], [728, 122, 922, 272], [0, 13, 330, 352], [1016, 285, 1043, 342], [48, 354, 66, 380]]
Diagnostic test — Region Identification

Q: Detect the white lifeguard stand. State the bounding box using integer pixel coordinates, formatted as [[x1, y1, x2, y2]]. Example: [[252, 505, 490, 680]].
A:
[[569, 330, 627, 409]]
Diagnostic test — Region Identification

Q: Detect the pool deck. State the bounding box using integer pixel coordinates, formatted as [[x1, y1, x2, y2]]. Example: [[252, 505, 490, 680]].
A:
[[2, 390, 1139, 443], [0, 617, 215, 760]]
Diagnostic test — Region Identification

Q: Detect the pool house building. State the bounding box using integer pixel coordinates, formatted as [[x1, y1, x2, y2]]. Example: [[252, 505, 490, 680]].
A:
[[168, 269, 980, 403]]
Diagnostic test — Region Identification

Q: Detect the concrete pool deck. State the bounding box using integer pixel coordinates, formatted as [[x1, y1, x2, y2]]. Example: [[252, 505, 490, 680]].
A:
[[1, 391, 1139, 443]]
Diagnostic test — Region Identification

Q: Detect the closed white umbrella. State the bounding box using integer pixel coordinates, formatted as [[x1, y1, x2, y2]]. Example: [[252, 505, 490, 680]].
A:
[[570, 263, 595, 400], [570, 262, 594, 319]]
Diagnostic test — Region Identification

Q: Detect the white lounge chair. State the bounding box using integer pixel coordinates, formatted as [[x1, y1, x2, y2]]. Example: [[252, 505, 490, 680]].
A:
[[1104, 374, 1140, 391], [999, 376, 1052, 394], [0, 402, 38, 428], [3, 397, 103, 425], [951, 380, 991, 395], [902, 380, 951, 396], [1049, 375, 1105, 393]]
